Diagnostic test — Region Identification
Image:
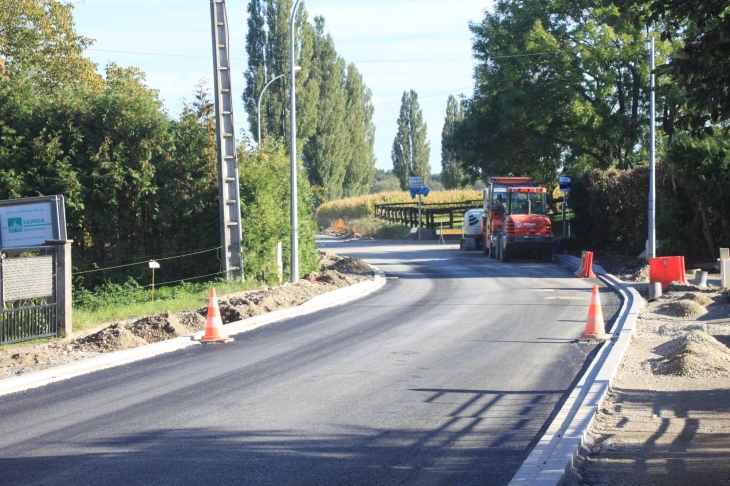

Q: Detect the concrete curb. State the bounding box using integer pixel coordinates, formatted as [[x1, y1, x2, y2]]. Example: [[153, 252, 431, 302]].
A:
[[0, 267, 386, 398], [508, 262, 644, 485]]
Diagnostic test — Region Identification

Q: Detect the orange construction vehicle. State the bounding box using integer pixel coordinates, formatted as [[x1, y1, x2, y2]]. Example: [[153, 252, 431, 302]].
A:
[[481, 177, 554, 262]]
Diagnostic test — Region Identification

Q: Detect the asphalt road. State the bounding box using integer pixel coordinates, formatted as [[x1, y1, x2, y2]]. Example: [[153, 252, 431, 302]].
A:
[[0, 239, 619, 485]]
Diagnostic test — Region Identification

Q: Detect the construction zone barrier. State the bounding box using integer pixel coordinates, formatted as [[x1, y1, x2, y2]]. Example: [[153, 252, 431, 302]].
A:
[[649, 256, 689, 289], [200, 288, 233, 343], [581, 285, 611, 340], [574, 251, 597, 278]]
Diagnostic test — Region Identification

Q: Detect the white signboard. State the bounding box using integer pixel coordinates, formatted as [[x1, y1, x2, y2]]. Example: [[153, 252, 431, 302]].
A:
[[0, 202, 54, 248], [408, 176, 424, 187]]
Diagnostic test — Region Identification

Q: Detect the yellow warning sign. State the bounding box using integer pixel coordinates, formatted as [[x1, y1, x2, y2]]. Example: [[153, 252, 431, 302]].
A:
[[333, 218, 347, 231]]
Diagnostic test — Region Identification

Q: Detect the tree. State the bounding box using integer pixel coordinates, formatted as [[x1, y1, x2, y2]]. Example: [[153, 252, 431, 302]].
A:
[[613, 0, 730, 130], [301, 16, 349, 201], [242, 0, 317, 145], [392, 90, 430, 190], [0, 0, 102, 90], [448, 0, 677, 187], [441, 95, 468, 189], [342, 63, 376, 197]]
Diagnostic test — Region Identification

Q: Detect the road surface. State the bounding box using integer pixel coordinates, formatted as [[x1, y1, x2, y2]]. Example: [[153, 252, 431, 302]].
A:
[[0, 239, 619, 485]]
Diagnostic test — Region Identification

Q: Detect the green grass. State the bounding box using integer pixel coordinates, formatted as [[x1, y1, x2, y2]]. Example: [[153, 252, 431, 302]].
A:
[[72, 278, 265, 333], [350, 218, 412, 239]]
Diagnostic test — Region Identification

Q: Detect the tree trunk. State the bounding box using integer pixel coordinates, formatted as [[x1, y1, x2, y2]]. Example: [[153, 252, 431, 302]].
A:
[[699, 200, 717, 258]]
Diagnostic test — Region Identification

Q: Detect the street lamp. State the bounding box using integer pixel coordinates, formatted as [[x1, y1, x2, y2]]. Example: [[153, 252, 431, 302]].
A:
[[257, 67, 301, 145], [290, 0, 301, 283], [646, 37, 656, 259]]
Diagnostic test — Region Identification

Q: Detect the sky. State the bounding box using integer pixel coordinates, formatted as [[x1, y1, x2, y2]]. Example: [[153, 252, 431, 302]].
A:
[[72, 0, 490, 173]]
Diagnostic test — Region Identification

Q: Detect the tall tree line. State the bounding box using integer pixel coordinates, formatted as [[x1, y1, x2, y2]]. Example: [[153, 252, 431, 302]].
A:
[[242, 0, 376, 201]]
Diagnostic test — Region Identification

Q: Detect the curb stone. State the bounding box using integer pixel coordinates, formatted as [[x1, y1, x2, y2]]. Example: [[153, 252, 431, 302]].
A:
[[508, 257, 644, 485], [0, 267, 386, 398]]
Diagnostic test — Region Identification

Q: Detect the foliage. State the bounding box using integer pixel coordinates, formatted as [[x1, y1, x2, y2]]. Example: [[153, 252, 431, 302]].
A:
[[239, 140, 319, 281], [392, 89, 430, 190], [665, 132, 730, 257], [302, 17, 349, 200], [0, 0, 103, 90], [441, 95, 469, 189], [617, 0, 730, 129], [242, 0, 316, 146], [316, 189, 481, 222], [568, 163, 699, 256], [447, 0, 678, 188], [242, 1, 375, 199], [342, 63, 376, 197], [369, 169, 402, 194]]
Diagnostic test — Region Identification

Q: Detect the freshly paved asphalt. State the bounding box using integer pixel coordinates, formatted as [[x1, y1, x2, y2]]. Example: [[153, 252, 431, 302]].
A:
[[0, 239, 619, 485]]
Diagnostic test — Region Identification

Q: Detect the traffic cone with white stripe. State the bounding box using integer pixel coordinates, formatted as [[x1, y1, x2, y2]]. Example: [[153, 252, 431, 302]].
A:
[[200, 288, 233, 342], [580, 285, 611, 340]]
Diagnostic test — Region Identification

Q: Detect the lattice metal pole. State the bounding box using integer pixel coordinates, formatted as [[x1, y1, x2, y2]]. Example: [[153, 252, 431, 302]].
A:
[[210, 0, 244, 281]]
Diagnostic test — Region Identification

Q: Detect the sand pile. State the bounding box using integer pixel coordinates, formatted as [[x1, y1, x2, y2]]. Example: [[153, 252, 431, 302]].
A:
[[680, 292, 714, 306], [661, 300, 708, 319], [655, 330, 730, 378]]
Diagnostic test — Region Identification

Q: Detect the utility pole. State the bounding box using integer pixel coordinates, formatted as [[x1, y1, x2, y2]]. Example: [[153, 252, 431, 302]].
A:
[[210, 0, 244, 281]]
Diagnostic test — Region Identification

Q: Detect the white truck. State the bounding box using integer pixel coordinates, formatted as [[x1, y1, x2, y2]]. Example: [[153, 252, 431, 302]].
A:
[[459, 208, 486, 250]]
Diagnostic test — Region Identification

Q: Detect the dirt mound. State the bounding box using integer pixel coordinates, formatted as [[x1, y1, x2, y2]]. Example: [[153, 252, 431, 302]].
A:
[[176, 311, 206, 332], [327, 256, 373, 275], [655, 330, 730, 378], [74, 323, 148, 352], [660, 299, 708, 319], [679, 292, 714, 307], [127, 311, 188, 343]]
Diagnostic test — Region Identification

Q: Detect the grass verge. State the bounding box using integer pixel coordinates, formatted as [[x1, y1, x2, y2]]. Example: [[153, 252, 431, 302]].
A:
[[72, 278, 263, 333]]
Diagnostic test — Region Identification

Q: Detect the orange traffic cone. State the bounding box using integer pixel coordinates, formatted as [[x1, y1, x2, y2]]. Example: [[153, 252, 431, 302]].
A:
[[581, 285, 611, 340], [200, 288, 233, 343]]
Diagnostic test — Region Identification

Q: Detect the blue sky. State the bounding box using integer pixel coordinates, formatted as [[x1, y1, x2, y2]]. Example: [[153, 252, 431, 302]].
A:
[[72, 0, 490, 173]]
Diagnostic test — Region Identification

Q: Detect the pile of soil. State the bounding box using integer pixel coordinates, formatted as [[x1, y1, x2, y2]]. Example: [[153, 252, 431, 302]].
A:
[[661, 299, 709, 319], [0, 253, 372, 380], [655, 330, 730, 378]]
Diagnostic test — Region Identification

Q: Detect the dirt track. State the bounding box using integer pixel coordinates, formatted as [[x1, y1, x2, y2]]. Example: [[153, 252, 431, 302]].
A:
[[0, 253, 373, 380]]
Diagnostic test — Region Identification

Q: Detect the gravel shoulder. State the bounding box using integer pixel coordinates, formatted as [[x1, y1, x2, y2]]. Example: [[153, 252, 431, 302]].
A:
[[564, 273, 730, 486], [0, 252, 373, 380]]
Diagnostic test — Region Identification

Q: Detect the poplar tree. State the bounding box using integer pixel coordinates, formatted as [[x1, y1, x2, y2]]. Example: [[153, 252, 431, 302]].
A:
[[441, 95, 467, 189], [392, 90, 430, 190], [242, 0, 316, 145], [342, 63, 376, 197], [302, 16, 349, 200]]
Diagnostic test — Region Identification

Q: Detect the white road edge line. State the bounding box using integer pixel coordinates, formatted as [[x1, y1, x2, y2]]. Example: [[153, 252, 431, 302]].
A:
[[0, 266, 387, 398], [508, 256, 644, 485]]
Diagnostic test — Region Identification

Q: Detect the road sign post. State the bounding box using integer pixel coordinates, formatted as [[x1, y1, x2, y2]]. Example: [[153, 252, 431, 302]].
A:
[[559, 176, 571, 239], [408, 177, 425, 240]]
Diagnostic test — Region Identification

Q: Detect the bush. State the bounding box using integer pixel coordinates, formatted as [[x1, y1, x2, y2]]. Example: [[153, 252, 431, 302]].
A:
[[239, 141, 319, 281]]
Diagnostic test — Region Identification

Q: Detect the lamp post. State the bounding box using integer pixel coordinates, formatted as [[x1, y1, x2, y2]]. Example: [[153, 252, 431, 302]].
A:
[[646, 37, 656, 259], [257, 67, 301, 145], [290, 0, 301, 283]]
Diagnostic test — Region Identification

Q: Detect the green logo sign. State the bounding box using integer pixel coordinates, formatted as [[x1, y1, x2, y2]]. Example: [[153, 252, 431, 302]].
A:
[[8, 217, 22, 233]]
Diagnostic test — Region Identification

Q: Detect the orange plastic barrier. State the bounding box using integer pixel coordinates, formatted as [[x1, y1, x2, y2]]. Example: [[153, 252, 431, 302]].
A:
[[200, 288, 232, 342], [649, 257, 690, 289], [581, 285, 611, 340], [574, 251, 597, 278]]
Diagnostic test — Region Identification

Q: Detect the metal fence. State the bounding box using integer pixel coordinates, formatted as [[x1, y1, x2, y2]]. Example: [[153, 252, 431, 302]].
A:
[[373, 200, 483, 230], [0, 246, 58, 345]]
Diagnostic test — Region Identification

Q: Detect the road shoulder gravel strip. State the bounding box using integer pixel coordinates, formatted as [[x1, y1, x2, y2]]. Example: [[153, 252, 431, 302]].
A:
[[0, 266, 386, 398], [508, 255, 643, 485]]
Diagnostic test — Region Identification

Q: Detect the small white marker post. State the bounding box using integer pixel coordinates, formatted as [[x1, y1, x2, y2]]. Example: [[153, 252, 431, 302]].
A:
[[149, 260, 160, 303]]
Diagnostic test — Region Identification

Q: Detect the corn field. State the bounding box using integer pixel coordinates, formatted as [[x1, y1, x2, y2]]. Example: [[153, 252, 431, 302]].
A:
[[316, 189, 482, 222]]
